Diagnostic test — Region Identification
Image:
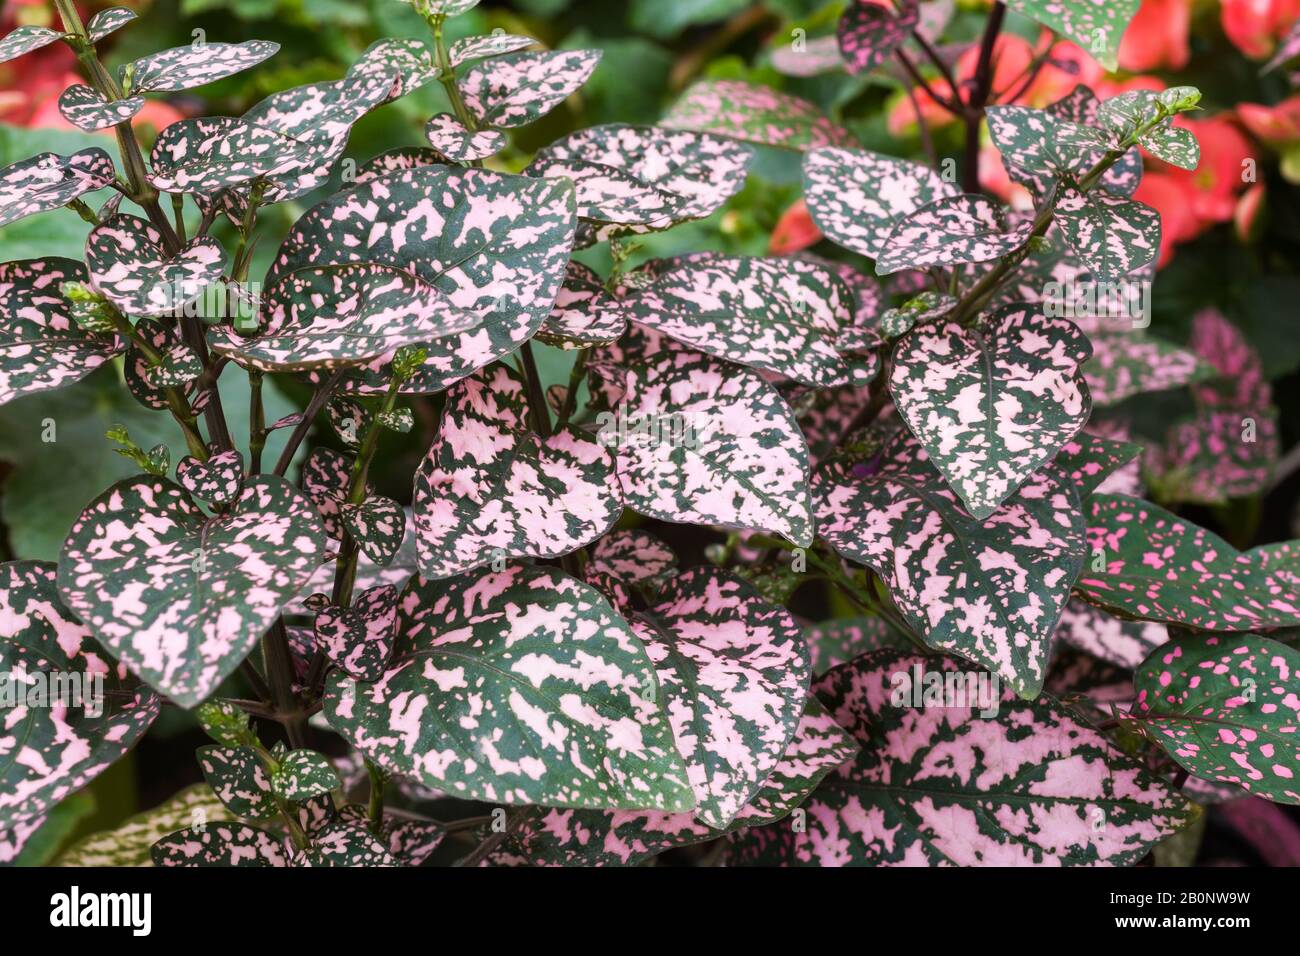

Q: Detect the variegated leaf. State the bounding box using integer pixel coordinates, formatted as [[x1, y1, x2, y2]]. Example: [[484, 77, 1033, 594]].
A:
[[1147, 410, 1278, 505], [57, 85, 144, 132], [412, 363, 620, 578], [58, 785, 233, 867], [620, 255, 855, 387], [356, 147, 448, 184], [58, 475, 329, 707], [148, 117, 316, 193], [1139, 124, 1200, 171], [627, 568, 810, 828], [879, 291, 957, 339], [324, 565, 695, 811], [211, 263, 480, 372], [803, 616, 896, 676], [295, 821, 396, 867], [347, 39, 440, 103], [461, 49, 602, 129], [151, 823, 289, 867], [1135, 635, 1300, 804], [877, 195, 1034, 274], [1076, 494, 1300, 631], [302, 446, 359, 541], [87, 7, 137, 42], [0, 26, 61, 64], [1055, 598, 1167, 670], [814, 431, 1086, 697], [530, 125, 750, 235], [268, 164, 576, 395], [314, 584, 398, 681], [197, 745, 276, 818], [1087, 331, 1207, 406], [175, 449, 244, 506], [273, 750, 340, 802], [86, 214, 224, 317], [0, 258, 123, 407], [592, 326, 814, 548], [726, 649, 1194, 865], [1048, 430, 1143, 500], [890, 305, 1091, 519], [341, 496, 406, 567], [803, 147, 958, 260], [585, 530, 677, 591], [772, 35, 844, 78], [124, 39, 280, 93], [837, 0, 918, 75], [1004, 0, 1139, 72], [449, 33, 536, 68], [424, 113, 506, 162], [538, 261, 627, 349], [0, 562, 159, 830], [661, 79, 854, 151], [0, 148, 115, 228], [1054, 182, 1161, 284]]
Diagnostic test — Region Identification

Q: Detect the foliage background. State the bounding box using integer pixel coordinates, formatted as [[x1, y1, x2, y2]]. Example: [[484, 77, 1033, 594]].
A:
[[1, 0, 1298, 864]]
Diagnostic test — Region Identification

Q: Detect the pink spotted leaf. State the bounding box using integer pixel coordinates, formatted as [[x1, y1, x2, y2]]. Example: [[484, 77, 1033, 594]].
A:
[[837, 0, 918, 75], [0, 562, 159, 832], [324, 565, 695, 811], [122, 39, 280, 94], [175, 449, 244, 506], [412, 363, 620, 578], [57, 85, 144, 132], [584, 529, 677, 592], [424, 113, 507, 162], [272, 750, 340, 803], [537, 261, 628, 349], [147, 117, 317, 193], [661, 79, 855, 151], [889, 305, 1092, 519], [0, 148, 116, 228], [803, 615, 898, 676], [86, 214, 224, 317], [151, 823, 290, 867], [346, 39, 441, 104], [303, 446, 362, 542], [1048, 430, 1144, 500], [814, 431, 1087, 697], [314, 584, 398, 682], [0, 258, 124, 407], [340, 496, 406, 567], [0, 26, 61, 64], [57, 474, 329, 707], [1055, 598, 1168, 670], [448, 33, 537, 68], [460, 49, 602, 129], [87, 7, 137, 42], [1134, 635, 1300, 804], [294, 821, 397, 867], [1054, 182, 1161, 284], [197, 745, 276, 818], [876, 195, 1035, 274], [1004, 0, 1139, 72]]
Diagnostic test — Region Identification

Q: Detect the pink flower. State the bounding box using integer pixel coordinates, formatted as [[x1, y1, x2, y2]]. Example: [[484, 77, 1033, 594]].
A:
[[1220, 0, 1300, 60], [1119, 0, 1192, 72]]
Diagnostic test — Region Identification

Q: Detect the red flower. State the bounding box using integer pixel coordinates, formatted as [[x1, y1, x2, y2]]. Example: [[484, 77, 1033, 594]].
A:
[[1220, 0, 1300, 59], [1119, 0, 1192, 72], [769, 199, 822, 255]]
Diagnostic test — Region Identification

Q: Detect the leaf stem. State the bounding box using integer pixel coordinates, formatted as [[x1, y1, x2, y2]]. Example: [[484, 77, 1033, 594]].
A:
[[366, 759, 385, 835], [271, 369, 348, 477]]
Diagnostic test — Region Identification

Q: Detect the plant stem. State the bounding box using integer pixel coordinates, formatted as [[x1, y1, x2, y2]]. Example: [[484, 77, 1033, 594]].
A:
[[261, 618, 306, 749], [366, 759, 385, 835], [271, 369, 348, 477], [248, 370, 266, 473], [430, 14, 478, 133], [554, 349, 589, 428], [961, 1, 1006, 193], [109, 312, 209, 460], [518, 341, 553, 438]]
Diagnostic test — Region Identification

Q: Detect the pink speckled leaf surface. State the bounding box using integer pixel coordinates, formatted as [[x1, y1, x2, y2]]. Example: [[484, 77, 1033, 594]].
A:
[[837, 0, 918, 75], [86, 214, 224, 317], [662, 79, 854, 151], [123, 39, 280, 93], [460, 49, 602, 129], [0, 148, 115, 228], [877, 194, 1035, 274]]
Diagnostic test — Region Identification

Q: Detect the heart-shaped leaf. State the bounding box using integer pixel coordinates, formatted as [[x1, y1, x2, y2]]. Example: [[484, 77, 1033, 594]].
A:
[[620, 255, 855, 387], [57, 85, 144, 132], [890, 305, 1092, 519], [0, 26, 61, 64], [0, 562, 159, 830], [124, 39, 280, 93], [302, 446, 360, 542], [449, 33, 537, 68], [772, 35, 845, 78], [175, 449, 244, 506], [0, 258, 124, 407], [1054, 182, 1161, 284], [314, 584, 398, 681], [86, 214, 224, 316], [662, 80, 854, 150], [1139, 123, 1200, 171], [815, 431, 1086, 697], [324, 565, 695, 812], [87, 7, 137, 42], [538, 261, 627, 348], [346, 39, 440, 103], [530, 125, 751, 236], [424, 113, 507, 162], [121, 318, 207, 413], [628, 568, 811, 828], [877, 195, 1035, 274], [591, 326, 814, 547], [837, 0, 918, 75], [151, 822, 289, 867], [1055, 598, 1167, 670], [58, 474, 329, 706], [197, 745, 276, 818], [148, 117, 316, 193], [1189, 308, 1270, 409], [211, 263, 481, 372], [803, 147, 958, 260], [273, 750, 339, 802], [1135, 635, 1300, 804], [412, 363, 620, 578], [0, 148, 115, 228], [1004, 0, 1139, 72], [1076, 494, 1300, 631], [268, 164, 576, 395], [1086, 330, 1207, 405], [880, 291, 958, 338], [295, 821, 396, 867], [461, 49, 602, 128], [340, 496, 407, 567], [726, 649, 1193, 865]]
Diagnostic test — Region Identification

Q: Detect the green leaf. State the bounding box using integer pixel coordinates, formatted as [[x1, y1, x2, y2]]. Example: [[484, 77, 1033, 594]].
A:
[[272, 750, 339, 802], [1138, 124, 1200, 171], [1005, 0, 1139, 72], [325, 565, 695, 812], [197, 745, 277, 818], [1134, 635, 1300, 804], [58, 785, 235, 866]]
